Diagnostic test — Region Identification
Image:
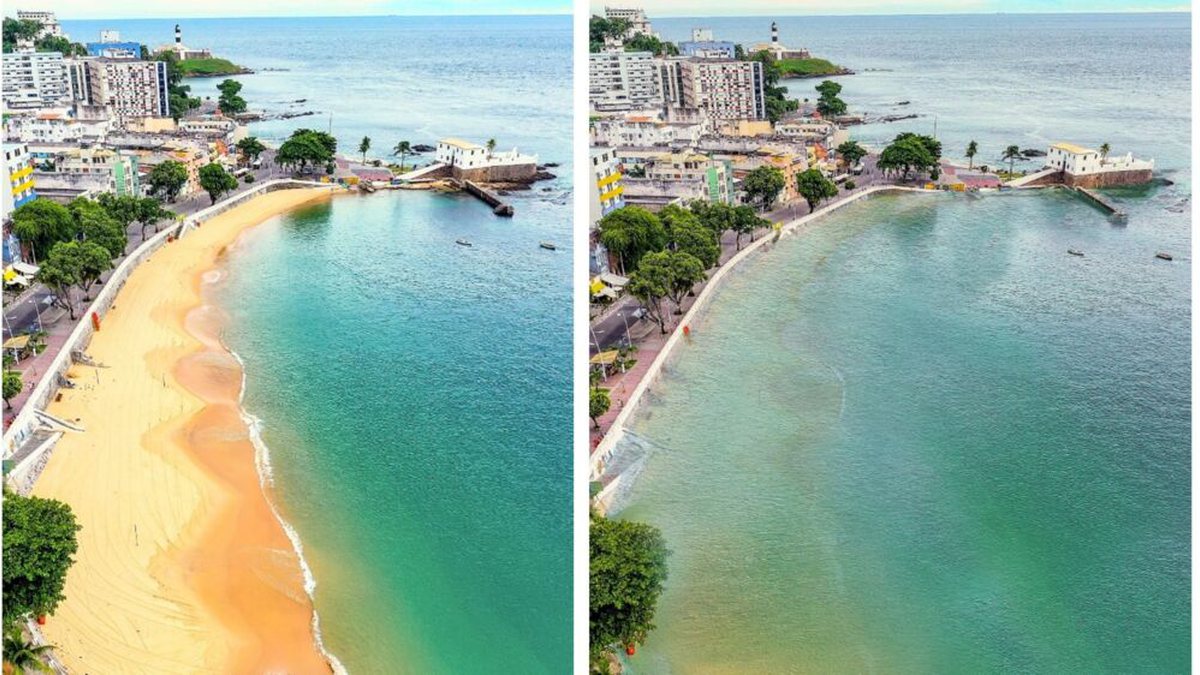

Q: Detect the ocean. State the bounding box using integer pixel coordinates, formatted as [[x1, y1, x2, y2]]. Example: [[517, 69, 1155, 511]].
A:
[[613, 12, 1190, 673], [64, 15, 573, 673]]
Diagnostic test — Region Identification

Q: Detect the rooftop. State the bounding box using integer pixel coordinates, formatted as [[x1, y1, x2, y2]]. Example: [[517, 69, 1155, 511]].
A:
[[440, 137, 483, 151], [1051, 142, 1096, 155]]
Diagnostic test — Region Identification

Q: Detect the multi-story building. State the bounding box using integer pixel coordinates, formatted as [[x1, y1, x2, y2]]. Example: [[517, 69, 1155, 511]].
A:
[[2, 142, 37, 216], [85, 30, 142, 59], [15, 10, 64, 39], [40, 145, 140, 196], [2, 51, 70, 110], [591, 115, 708, 148], [590, 147, 624, 225], [589, 51, 662, 112], [434, 138, 539, 182], [678, 59, 767, 122], [643, 151, 732, 204], [603, 7, 655, 39], [5, 110, 112, 145], [679, 29, 736, 59], [74, 59, 171, 120], [1045, 142, 1154, 188]]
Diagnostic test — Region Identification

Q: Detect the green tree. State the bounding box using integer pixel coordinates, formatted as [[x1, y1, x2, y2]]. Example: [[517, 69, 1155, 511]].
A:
[[627, 251, 674, 334], [742, 165, 786, 211], [815, 79, 847, 118], [198, 163, 238, 205], [1002, 145, 1022, 175], [836, 140, 867, 170], [134, 198, 174, 238], [731, 205, 766, 249], [689, 200, 733, 239], [10, 199, 77, 262], [2, 628, 55, 674], [965, 140, 978, 169], [36, 246, 82, 319], [665, 215, 719, 269], [625, 33, 678, 56], [359, 136, 371, 164], [69, 198, 126, 259], [589, 388, 611, 428], [596, 207, 668, 275], [2, 492, 80, 631], [153, 51, 200, 121], [878, 133, 940, 180], [146, 161, 189, 202], [276, 129, 336, 174], [216, 79, 246, 115], [392, 141, 412, 170], [2, 18, 41, 52], [486, 138, 496, 157], [55, 241, 112, 300], [796, 168, 838, 212], [235, 137, 265, 166], [590, 515, 668, 667], [1099, 142, 1111, 161], [750, 50, 799, 123], [663, 251, 706, 313], [3, 371, 21, 409], [589, 15, 631, 52]]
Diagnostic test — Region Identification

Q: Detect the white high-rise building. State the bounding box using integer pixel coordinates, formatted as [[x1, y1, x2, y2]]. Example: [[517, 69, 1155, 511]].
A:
[[2, 51, 70, 110], [589, 51, 662, 112], [70, 59, 171, 120], [15, 10, 64, 39], [678, 59, 767, 122]]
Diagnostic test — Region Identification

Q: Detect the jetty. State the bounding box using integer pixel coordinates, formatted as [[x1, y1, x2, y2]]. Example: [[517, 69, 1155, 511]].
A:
[[1072, 186, 1126, 218], [457, 179, 514, 217]]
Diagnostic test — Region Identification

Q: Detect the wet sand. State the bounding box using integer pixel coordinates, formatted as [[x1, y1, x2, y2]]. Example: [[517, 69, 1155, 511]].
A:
[[32, 188, 336, 673]]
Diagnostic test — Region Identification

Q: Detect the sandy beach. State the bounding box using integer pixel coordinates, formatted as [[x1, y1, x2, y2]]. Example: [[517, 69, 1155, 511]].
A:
[[31, 188, 335, 673]]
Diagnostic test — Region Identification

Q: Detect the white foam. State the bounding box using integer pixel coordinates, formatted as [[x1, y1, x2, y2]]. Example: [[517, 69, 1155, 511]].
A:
[[228, 348, 349, 675]]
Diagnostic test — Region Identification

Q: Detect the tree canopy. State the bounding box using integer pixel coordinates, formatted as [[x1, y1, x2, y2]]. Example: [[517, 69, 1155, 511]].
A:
[[3, 491, 80, 632], [749, 51, 799, 123], [742, 165, 787, 211], [235, 136, 266, 165], [597, 206, 668, 275], [10, 199, 76, 262], [589, 388, 611, 428], [146, 160, 189, 202], [660, 206, 720, 270], [69, 197, 126, 259], [216, 79, 246, 115], [836, 140, 867, 169], [198, 163, 238, 204], [625, 33, 678, 56], [878, 133, 941, 180], [589, 15, 631, 52], [590, 515, 668, 667], [796, 168, 839, 212], [815, 79, 847, 119], [276, 129, 337, 174], [3, 371, 21, 409]]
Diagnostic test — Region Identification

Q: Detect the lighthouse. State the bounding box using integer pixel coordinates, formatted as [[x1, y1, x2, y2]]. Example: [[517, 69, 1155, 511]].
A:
[[771, 21, 778, 44], [175, 23, 182, 45]]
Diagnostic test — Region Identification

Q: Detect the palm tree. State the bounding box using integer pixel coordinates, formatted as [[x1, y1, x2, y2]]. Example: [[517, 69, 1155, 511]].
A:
[[359, 136, 371, 164], [1002, 145, 1022, 176], [1099, 142, 1111, 162], [3, 629, 54, 674], [392, 141, 412, 171], [965, 140, 978, 169], [486, 138, 496, 158]]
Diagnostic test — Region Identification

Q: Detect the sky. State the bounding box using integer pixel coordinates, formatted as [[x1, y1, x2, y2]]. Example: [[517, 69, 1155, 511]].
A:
[[591, 0, 1189, 16], [8, 0, 570, 19]]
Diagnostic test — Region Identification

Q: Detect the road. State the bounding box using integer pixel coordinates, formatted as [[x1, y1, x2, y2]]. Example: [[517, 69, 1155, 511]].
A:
[[3, 149, 282, 337], [589, 154, 889, 353]]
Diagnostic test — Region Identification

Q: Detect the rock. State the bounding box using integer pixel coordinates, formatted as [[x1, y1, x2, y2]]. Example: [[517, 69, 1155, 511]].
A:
[[535, 170, 557, 181], [543, 162, 560, 167], [1021, 148, 1047, 157], [412, 144, 435, 153]]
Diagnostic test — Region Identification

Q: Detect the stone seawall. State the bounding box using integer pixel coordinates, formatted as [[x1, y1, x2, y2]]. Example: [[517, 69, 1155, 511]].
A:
[[1066, 169, 1154, 188], [453, 163, 538, 183]]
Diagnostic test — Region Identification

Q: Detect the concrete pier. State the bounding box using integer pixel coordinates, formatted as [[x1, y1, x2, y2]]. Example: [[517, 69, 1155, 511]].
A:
[[458, 179, 514, 217], [1072, 186, 1126, 218]]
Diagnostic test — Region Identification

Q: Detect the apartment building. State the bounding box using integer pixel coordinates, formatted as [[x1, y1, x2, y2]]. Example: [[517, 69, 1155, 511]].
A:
[[2, 142, 37, 216], [589, 51, 662, 112], [590, 147, 625, 225], [678, 59, 767, 122], [72, 59, 171, 120], [2, 51, 70, 110]]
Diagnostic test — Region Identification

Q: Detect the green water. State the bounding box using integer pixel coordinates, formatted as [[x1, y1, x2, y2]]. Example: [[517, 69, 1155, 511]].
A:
[[215, 191, 571, 672], [617, 191, 1189, 673]]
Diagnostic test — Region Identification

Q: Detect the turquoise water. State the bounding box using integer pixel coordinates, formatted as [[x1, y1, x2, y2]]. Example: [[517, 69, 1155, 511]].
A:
[[217, 190, 571, 672], [617, 191, 1189, 673], [67, 14, 583, 673], [620, 13, 1190, 673]]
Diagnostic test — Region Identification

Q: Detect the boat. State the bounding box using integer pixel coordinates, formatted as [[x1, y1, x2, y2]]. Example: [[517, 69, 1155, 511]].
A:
[[456, 238, 472, 247], [539, 241, 557, 250], [1156, 251, 1173, 261], [1068, 249, 1084, 257]]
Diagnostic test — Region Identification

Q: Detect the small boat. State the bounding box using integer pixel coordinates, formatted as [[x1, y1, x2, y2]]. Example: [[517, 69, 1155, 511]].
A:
[[539, 241, 557, 250], [1156, 251, 1173, 261], [1067, 249, 1084, 257], [455, 238, 472, 247]]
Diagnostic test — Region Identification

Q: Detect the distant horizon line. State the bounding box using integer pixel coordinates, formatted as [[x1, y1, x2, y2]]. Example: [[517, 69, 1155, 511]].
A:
[[39, 8, 1189, 21]]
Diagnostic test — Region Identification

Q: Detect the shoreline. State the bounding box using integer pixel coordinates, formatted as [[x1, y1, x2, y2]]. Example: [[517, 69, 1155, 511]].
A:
[[31, 188, 339, 672], [593, 185, 930, 513]]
